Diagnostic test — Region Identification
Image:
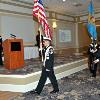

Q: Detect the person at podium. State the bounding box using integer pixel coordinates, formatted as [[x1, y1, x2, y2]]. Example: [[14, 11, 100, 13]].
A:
[[0, 36, 3, 65], [35, 30, 43, 57]]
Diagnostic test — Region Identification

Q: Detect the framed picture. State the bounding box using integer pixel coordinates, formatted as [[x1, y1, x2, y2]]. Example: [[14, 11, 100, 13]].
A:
[[59, 29, 71, 42]]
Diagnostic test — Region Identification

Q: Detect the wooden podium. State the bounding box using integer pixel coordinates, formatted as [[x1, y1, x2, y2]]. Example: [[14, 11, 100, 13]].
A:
[[3, 39, 24, 70]]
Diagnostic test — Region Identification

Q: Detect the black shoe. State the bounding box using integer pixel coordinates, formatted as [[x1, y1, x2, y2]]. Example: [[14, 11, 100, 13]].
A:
[[91, 74, 96, 78], [50, 90, 59, 94], [0, 63, 3, 66], [30, 90, 40, 95]]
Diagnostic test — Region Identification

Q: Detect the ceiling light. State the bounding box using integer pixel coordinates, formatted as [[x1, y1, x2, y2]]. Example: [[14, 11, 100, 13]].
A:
[[52, 22, 57, 29], [62, 0, 66, 2], [73, 2, 82, 7]]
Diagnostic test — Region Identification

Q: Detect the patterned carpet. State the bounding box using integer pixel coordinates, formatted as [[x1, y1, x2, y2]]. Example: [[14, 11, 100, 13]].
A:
[[0, 54, 85, 75], [12, 69, 100, 100], [0, 54, 100, 100]]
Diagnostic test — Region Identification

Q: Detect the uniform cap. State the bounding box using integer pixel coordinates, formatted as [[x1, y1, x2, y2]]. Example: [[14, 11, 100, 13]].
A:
[[43, 37, 51, 41]]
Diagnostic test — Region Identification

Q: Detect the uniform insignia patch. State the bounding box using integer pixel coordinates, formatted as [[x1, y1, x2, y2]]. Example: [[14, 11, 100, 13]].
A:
[[49, 48, 53, 54]]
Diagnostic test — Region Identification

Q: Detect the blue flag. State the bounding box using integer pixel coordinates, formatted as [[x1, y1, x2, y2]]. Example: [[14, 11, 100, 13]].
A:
[[87, 0, 97, 40]]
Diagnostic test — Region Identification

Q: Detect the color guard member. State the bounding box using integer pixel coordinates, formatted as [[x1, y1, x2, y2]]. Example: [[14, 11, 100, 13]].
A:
[[30, 37, 59, 95]]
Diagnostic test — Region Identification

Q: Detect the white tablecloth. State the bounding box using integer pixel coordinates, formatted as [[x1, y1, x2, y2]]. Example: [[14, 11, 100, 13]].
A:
[[2, 46, 39, 60], [24, 46, 39, 60]]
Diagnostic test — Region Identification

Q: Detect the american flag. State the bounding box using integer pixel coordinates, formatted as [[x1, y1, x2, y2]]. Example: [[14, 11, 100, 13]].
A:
[[33, 0, 52, 40]]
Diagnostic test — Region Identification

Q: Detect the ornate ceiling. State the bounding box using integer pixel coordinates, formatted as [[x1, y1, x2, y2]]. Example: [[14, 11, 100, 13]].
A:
[[12, 0, 100, 15]]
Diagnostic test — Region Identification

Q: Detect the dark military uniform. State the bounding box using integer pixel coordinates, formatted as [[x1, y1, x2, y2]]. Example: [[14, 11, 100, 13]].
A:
[[34, 45, 59, 94], [97, 44, 100, 74], [92, 44, 100, 77], [0, 36, 3, 65], [88, 43, 98, 77], [88, 43, 97, 73]]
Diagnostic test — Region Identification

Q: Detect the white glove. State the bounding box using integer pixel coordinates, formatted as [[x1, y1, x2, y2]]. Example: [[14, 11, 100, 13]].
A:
[[90, 49, 97, 53], [46, 69, 50, 71], [94, 59, 99, 63]]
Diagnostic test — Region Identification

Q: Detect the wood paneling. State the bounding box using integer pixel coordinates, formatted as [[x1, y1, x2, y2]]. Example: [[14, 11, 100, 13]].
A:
[[3, 39, 24, 70]]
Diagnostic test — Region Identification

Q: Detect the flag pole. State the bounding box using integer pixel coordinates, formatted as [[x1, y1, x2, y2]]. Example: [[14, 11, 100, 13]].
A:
[[38, 10, 43, 62], [39, 26, 43, 62]]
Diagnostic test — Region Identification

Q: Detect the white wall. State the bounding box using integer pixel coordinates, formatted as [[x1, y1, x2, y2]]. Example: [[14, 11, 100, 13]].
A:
[[1, 15, 36, 45]]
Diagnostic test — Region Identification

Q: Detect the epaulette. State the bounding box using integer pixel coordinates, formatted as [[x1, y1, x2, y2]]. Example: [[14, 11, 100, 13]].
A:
[[49, 48, 54, 54], [90, 43, 93, 47]]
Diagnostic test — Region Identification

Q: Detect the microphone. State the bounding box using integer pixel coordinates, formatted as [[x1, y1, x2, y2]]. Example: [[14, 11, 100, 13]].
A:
[[10, 34, 16, 38]]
